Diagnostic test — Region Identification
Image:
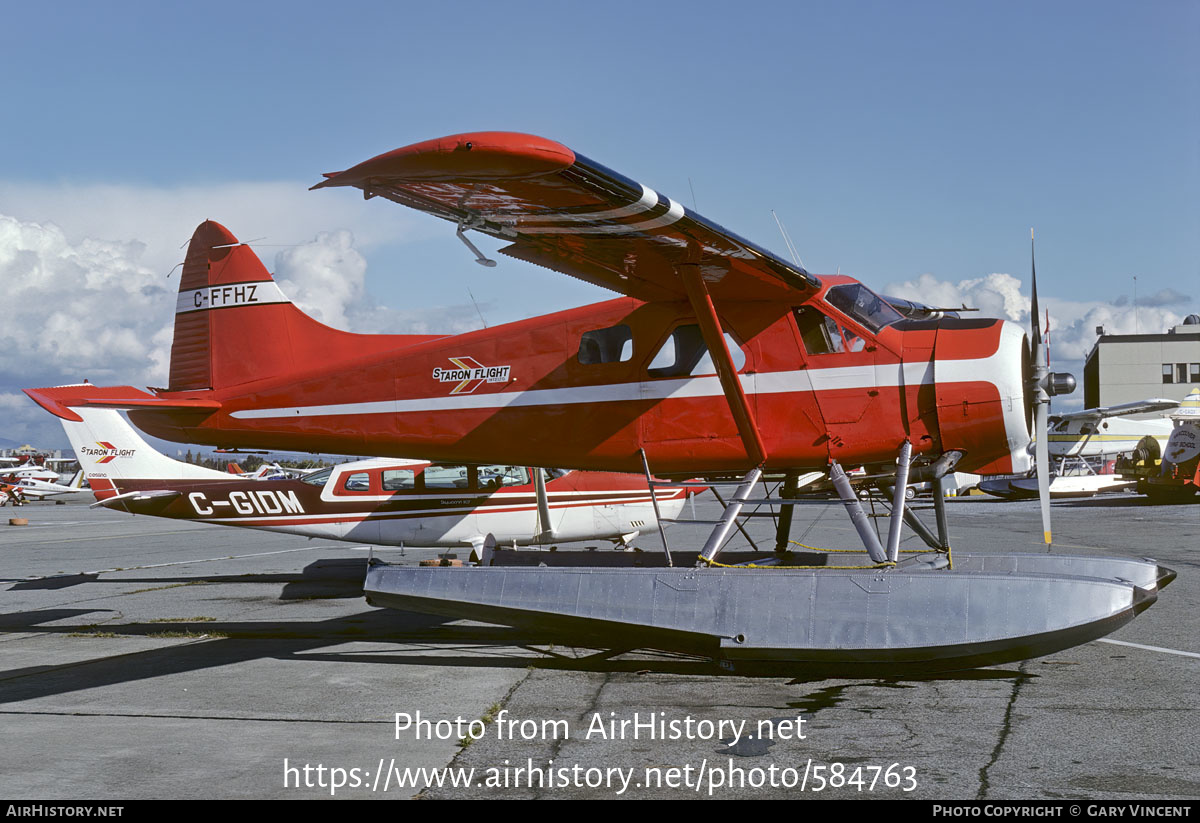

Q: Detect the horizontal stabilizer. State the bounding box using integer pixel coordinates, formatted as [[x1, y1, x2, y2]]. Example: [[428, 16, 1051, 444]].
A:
[[24, 385, 220, 422], [23, 385, 221, 422], [92, 489, 182, 509]]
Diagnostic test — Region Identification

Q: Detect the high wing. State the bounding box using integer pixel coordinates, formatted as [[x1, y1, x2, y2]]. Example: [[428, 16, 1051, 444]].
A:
[[1050, 398, 1180, 423], [313, 131, 820, 303]]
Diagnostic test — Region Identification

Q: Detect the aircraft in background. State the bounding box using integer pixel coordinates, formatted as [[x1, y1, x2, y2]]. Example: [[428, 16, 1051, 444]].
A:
[[58, 405, 695, 553], [225, 462, 320, 481], [0, 459, 64, 484], [982, 398, 1181, 499], [1046, 398, 1179, 458], [1116, 387, 1200, 502], [25, 132, 1173, 672], [7, 471, 88, 501]]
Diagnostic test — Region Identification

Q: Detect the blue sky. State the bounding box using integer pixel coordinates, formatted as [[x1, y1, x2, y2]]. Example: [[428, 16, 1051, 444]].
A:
[[1, 1, 1196, 447]]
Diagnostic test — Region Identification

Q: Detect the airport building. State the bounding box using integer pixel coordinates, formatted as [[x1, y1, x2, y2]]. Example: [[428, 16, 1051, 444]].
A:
[[1083, 315, 1200, 408]]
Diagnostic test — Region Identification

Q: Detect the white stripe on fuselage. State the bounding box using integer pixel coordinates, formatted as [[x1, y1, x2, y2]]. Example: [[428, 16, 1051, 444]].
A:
[[228, 351, 1007, 422]]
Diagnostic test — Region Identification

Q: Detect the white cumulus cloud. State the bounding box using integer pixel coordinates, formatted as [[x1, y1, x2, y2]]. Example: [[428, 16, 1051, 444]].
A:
[[0, 213, 478, 448], [883, 271, 1188, 411]]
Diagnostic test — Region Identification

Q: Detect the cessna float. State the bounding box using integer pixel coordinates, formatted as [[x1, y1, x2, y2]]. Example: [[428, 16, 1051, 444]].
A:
[[25, 132, 1174, 673], [55, 405, 694, 552]]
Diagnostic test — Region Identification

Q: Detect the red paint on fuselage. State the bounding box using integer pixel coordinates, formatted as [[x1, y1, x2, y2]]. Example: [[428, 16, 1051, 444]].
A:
[[130, 285, 1023, 476]]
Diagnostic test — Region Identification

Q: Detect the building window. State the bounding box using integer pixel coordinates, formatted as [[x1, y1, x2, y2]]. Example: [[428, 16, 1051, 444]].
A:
[[1163, 364, 1174, 384]]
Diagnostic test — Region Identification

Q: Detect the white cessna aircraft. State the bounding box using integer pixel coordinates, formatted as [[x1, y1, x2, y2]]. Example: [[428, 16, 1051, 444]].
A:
[[56, 405, 696, 553]]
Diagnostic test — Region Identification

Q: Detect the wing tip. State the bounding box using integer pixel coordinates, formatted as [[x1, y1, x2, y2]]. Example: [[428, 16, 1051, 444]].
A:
[[313, 132, 576, 189]]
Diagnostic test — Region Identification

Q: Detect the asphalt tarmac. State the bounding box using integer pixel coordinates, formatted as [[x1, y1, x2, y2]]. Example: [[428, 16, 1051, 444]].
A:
[[1, 491, 1197, 800]]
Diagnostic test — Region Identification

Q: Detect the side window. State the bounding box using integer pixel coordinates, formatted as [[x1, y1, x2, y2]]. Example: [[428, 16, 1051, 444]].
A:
[[381, 469, 416, 492], [793, 307, 844, 355], [647, 324, 745, 378], [422, 465, 471, 490], [343, 472, 370, 492], [578, 325, 633, 364], [477, 466, 530, 490]]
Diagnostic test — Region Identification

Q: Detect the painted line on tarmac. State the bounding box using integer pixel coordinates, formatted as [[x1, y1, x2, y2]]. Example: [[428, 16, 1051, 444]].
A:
[[1096, 638, 1200, 659]]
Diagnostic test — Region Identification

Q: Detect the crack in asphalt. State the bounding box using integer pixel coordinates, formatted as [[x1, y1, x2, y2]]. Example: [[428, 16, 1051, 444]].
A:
[[977, 662, 1031, 800]]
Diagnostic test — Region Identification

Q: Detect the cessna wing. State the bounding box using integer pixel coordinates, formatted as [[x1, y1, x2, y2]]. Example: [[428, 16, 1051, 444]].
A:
[[1050, 398, 1180, 423], [313, 131, 820, 303]]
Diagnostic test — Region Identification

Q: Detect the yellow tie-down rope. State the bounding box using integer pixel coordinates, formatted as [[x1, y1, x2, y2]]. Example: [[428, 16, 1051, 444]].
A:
[[695, 540, 954, 570]]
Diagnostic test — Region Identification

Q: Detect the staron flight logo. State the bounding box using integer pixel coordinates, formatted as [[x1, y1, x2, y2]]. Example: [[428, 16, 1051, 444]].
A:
[[80, 441, 136, 464], [432, 357, 512, 395]]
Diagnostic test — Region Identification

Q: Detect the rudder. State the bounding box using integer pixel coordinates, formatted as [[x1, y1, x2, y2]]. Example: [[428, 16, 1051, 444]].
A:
[[169, 220, 436, 392]]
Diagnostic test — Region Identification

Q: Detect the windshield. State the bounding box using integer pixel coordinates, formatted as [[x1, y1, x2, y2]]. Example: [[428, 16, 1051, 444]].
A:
[[301, 468, 333, 486], [824, 284, 903, 332]]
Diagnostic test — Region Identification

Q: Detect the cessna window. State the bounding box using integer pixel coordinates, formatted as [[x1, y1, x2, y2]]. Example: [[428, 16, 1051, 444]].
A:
[[477, 465, 530, 489], [824, 284, 902, 332], [422, 465, 471, 490], [381, 469, 416, 491], [793, 307, 845, 355], [343, 472, 370, 492], [578, 324, 633, 364], [647, 324, 745, 378], [301, 468, 333, 486]]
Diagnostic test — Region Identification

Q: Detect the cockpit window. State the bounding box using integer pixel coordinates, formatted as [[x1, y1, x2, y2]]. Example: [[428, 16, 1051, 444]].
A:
[[343, 472, 371, 492], [824, 284, 902, 332]]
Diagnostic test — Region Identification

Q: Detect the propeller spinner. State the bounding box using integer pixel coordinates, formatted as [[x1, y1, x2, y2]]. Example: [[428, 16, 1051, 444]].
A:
[[1028, 229, 1077, 544]]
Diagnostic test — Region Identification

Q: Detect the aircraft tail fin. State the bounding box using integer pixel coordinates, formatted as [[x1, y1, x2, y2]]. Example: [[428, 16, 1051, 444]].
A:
[[169, 221, 443, 391], [58, 406, 230, 500]]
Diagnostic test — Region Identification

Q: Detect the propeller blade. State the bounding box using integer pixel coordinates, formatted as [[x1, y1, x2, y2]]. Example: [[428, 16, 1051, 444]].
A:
[[1035, 401, 1052, 545], [1030, 228, 1041, 346], [1029, 228, 1052, 545]]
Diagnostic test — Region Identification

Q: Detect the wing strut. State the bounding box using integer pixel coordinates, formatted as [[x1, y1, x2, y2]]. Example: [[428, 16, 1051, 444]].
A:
[[677, 264, 768, 467]]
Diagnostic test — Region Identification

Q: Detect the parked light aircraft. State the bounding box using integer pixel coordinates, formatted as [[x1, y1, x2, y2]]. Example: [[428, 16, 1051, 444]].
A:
[[1046, 398, 1179, 458], [0, 461, 62, 484], [225, 462, 318, 481], [25, 133, 1172, 672], [58, 405, 693, 551], [984, 398, 1181, 499], [8, 472, 88, 501]]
